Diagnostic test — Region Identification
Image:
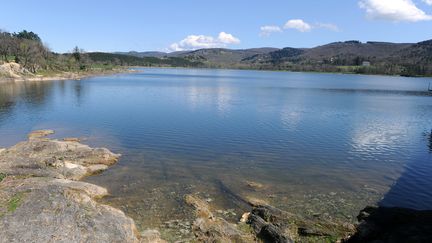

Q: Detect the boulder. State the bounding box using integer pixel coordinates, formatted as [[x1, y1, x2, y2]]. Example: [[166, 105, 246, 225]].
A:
[[0, 131, 164, 243]]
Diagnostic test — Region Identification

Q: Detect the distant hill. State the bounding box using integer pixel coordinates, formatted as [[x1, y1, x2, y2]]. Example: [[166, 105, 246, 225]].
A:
[[115, 51, 168, 58], [239, 40, 432, 76], [112, 39, 432, 76], [177, 48, 279, 65], [244, 41, 413, 65], [87, 52, 204, 68], [117, 48, 279, 67]]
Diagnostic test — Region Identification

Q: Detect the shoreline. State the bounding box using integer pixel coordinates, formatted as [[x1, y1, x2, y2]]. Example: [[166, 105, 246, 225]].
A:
[[0, 67, 135, 83], [1, 130, 431, 242], [0, 130, 165, 242], [130, 65, 432, 80], [2, 64, 431, 84]]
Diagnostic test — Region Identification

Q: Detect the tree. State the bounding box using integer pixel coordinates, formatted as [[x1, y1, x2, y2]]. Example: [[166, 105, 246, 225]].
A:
[[72, 46, 81, 62], [0, 30, 16, 62], [13, 30, 41, 42], [71, 46, 89, 70], [15, 39, 46, 72]]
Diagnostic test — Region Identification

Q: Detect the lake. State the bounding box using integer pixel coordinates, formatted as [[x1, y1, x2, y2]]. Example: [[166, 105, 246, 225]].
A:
[[0, 68, 431, 237]]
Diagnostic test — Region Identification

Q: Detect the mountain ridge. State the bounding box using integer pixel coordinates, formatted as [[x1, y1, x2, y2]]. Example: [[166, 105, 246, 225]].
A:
[[113, 39, 432, 76]]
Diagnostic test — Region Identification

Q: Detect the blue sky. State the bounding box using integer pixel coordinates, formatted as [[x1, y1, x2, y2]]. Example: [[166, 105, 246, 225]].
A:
[[1, 0, 432, 53]]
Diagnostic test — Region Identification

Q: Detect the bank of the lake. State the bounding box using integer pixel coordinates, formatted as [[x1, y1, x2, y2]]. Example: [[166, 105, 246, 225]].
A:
[[0, 130, 166, 243], [0, 62, 133, 83]]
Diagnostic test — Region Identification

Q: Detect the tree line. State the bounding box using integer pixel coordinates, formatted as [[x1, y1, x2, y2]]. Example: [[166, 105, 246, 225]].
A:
[[0, 30, 93, 73], [0, 30, 204, 74]]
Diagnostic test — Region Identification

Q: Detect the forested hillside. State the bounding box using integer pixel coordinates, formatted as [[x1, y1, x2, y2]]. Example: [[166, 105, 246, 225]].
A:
[[123, 40, 432, 76], [0, 30, 203, 78], [2, 29, 432, 77]]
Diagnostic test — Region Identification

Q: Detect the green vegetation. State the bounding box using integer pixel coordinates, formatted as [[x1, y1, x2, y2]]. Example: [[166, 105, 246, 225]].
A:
[[7, 193, 24, 213], [86, 52, 203, 68], [241, 41, 432, 76], [0, 30, 204, 77], [124, 40, 432, 77], [2, 30, 432, 77], [0, 173, 6, 182]]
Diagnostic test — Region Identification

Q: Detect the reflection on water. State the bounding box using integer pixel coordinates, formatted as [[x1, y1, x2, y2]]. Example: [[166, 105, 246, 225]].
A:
[[0, 81, 55, 136], [0, 68, 431, 236]]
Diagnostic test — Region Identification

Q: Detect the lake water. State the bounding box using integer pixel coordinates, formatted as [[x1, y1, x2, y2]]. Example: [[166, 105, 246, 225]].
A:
[[0, 68, 431, 238]]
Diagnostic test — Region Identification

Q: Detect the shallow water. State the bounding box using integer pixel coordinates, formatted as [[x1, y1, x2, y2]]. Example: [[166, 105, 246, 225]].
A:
[[0, 68, 431, 237]]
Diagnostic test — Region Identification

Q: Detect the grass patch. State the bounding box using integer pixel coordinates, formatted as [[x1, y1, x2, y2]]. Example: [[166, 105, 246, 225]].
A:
[[8, 193, 24, 213], [0, 173, 6, 182]]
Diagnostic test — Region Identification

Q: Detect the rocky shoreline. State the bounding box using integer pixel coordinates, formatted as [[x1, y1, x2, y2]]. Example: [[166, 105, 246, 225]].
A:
[[1, 130, 430, 243], [0, 62, 133, 83], [0, 130, 164, 243]]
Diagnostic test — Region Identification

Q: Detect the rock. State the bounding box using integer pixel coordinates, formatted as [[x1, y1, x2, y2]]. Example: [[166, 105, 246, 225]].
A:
[[248, 213, 269, 233], [141, 229, 166, 243], [245, 204, 353, 242], [185, 194, 214, 220], [0, 132, 120, 180], [246, 180, 265, 190], [298, 227, 329, 237], [240, 212, 250, 223], [27, 129, 54, 139], [87, 164, 109, 174], [0, 177, 142, 243], [247, 210, 293, 243], [0, 62, 34, 79], [246, 196, 269, 207], [213, 180, 354, 242], [185, 194, 256, 242], [0, 131, 158, 243], [261, 224, 293, 243], [63, 137, 80, 142]]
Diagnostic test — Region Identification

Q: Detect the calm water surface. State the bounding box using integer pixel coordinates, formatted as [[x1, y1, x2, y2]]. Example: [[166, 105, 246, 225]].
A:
[[0, 68, 431, 235]]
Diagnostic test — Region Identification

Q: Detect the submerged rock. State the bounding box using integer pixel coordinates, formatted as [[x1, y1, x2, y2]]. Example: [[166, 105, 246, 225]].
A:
[[0, 131, 165, 243], [245, 180, 265, 190], [63, 137, 81, 142], [247, 212, 293, 243], [185, 194, 256, 242], [245, 203, 355, 242], [141, 229, 166, 243], [27, 129, 55, 139]]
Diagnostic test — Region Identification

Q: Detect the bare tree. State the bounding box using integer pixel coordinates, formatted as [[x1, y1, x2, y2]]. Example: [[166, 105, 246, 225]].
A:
[[0, 31, 13, 62]]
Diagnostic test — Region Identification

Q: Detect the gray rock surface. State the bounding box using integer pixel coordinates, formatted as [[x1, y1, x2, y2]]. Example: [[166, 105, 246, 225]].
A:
[[185, 194, 256, 242], [0, 130, 120, 180], [0, 130, 165, 243]]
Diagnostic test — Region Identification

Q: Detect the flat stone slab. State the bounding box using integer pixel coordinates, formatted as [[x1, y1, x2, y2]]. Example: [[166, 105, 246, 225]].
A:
[[0, 131, 165, 243], [0, 132, 120, 180]]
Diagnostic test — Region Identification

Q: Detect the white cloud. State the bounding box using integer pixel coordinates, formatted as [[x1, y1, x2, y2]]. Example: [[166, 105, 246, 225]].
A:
[[359, 0, 432, 22], [274, 20, 339, 34], [169, 32, 240, 51], [315, 23, 340, 32], [283, 19, 312, 32], [424, 0, 432, 5], [259, 25, 282, 36], [217, 32, 240, 44]]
